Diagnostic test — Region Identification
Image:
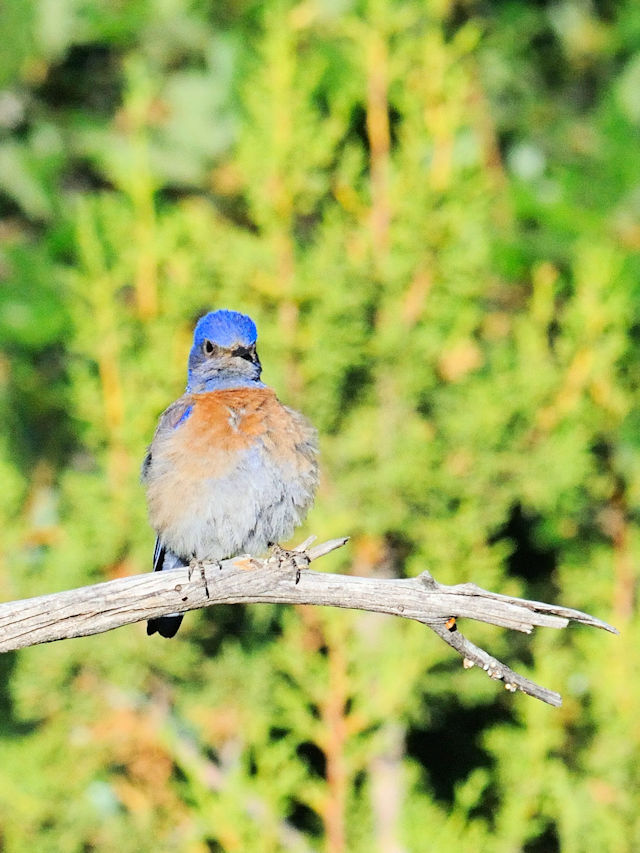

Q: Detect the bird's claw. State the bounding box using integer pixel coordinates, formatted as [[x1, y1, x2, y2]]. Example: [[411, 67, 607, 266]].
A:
[[188, 558, 211, 598], [187, 558, 197, 582], [270, 544, 310, 584]]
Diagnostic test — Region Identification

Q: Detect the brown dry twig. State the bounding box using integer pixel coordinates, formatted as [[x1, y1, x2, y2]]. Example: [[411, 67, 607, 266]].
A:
[[0, 536, 617, 706]]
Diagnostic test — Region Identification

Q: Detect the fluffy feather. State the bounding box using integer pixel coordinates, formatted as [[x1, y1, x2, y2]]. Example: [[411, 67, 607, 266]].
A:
[[142, 312, 319, 638]]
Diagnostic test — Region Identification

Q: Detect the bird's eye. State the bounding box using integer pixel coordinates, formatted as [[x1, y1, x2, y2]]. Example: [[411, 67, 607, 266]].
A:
[[203, 339, 215, 356]]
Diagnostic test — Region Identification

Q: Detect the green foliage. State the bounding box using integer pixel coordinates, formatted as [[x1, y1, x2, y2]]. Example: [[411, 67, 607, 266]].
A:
[[1, 0, 639, 850]]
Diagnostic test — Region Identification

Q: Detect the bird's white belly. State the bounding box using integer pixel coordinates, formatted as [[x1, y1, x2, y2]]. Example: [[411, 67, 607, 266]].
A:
[[148, 445, 315, 561]]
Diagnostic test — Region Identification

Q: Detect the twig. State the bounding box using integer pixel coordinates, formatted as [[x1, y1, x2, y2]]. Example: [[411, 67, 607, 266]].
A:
[[0, 536, 617, 706]]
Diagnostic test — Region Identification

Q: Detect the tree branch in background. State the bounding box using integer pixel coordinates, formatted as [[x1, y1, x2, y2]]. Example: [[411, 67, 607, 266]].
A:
[[0, 536, 617, 707]]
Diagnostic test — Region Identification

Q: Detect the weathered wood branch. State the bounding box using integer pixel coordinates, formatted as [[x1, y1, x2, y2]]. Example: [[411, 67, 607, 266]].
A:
[[0, 536, 617, 706]]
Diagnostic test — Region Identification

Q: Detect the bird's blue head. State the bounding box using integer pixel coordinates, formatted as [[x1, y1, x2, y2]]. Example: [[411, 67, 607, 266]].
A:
[[187, 310, 262, 392]]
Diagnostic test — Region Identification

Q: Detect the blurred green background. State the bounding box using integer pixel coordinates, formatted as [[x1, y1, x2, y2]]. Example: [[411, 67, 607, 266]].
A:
[[1, 0, 639, 850]]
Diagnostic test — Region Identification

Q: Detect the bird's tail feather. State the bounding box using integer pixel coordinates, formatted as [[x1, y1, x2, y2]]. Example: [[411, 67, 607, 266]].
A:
[[147, 614, 184, 638], [147, 538, 188, 638]]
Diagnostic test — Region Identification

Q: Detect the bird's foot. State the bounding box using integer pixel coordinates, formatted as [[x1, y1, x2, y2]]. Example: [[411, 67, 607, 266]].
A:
[[187, 558, 198, 582], [188, 558, 212, 599], [270, 543, 310, 584]]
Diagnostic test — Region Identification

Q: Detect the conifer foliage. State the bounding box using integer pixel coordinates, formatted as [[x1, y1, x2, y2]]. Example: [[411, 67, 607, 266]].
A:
[[1, 1, 639, 850]]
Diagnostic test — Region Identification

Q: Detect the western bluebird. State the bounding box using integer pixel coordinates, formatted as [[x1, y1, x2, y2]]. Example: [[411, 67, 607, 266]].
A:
[[142, 310, 319, 637]]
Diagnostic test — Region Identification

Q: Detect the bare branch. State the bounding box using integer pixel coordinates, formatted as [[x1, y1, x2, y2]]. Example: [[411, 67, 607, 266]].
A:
[[0, 537, 617, 706]]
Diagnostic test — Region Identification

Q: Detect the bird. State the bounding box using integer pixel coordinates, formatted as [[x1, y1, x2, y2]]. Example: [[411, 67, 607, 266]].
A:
[[141, 309, 319, 638]]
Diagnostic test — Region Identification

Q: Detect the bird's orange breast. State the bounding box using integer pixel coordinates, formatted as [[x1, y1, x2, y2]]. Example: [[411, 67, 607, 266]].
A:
[[160, 388, 275, 479], [144, 385, 318, 559]]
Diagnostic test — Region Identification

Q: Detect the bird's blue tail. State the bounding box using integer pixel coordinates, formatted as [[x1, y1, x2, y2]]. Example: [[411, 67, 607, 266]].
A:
[[147, 613, 184, 638], [147, 539, 187, 638]]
